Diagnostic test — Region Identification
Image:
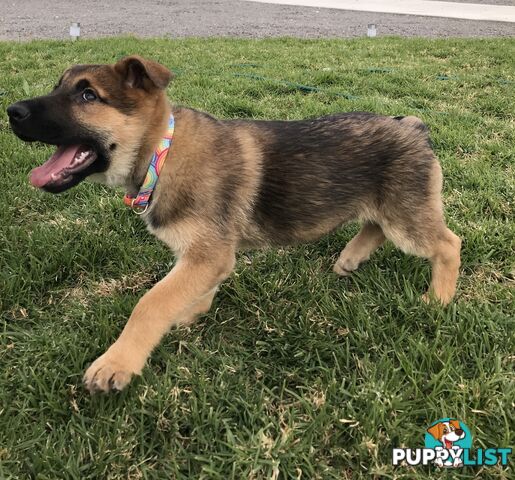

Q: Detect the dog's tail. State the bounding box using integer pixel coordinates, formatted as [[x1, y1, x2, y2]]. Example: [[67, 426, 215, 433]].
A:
[[392, 115, 428, 133], [393, 115, 432, 148]]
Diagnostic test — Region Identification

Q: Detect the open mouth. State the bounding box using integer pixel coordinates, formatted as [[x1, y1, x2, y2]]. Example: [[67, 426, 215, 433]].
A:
[[30, 145, 98, 189], [444, 440, 453, 449]]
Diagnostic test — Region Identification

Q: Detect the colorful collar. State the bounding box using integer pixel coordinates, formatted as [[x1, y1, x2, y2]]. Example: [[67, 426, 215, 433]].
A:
[[124, 113, 175, 214]]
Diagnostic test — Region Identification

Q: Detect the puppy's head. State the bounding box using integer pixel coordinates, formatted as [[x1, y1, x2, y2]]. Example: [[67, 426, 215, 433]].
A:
[[7, 56, 172, 193]]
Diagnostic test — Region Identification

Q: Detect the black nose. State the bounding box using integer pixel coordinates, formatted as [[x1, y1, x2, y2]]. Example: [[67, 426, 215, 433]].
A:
[[456, 429, 464, 436], [7, 103, 31, 122]]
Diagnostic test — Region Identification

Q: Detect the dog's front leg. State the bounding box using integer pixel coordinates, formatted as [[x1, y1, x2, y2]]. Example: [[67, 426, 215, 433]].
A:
[[83, 245, 235, 393]]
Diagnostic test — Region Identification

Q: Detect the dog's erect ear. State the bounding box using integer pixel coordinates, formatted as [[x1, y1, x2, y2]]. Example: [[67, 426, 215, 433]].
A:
[[427, 423, 444, 440], [114, 55, 173, 90], [449, 419, 461, 430]]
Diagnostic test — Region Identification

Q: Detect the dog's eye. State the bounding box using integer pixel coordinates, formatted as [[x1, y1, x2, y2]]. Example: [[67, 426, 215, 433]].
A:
[[443, 428, 448, 434], [82, 89, 97, 102]]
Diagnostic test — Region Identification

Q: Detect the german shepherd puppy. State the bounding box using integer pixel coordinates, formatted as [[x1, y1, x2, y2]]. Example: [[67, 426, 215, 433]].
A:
[[7, 56, 461, 393]]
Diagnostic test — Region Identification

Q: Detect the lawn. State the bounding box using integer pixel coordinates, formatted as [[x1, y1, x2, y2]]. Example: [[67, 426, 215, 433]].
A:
[[0, 36, 514, 479]]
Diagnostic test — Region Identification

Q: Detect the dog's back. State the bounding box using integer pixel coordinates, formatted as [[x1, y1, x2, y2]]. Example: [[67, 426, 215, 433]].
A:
[[236, 113, 437, 245]]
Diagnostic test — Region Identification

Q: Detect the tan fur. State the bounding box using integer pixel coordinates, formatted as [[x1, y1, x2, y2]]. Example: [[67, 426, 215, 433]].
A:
[[334, 223, 386, 275], [87, 243, 235, 391]]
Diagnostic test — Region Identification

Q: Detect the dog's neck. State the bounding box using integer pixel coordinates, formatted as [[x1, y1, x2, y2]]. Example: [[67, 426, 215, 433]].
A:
[[127, 99, 171, 195]]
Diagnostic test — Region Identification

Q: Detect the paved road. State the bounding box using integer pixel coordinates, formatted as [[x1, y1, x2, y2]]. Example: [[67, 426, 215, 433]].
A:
[[0, 0, 513, 41], [250, 0, 515, 22]]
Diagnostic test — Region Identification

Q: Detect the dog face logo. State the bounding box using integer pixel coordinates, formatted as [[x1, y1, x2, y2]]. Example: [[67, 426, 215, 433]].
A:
[[393, 419, 510, 467], [7, 56, 173, 193], [425, 418, 472, 468], [428, 419, 465, 449]]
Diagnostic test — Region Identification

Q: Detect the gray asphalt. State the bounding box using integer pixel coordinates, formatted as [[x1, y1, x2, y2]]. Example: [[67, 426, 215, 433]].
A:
[[0, 0, 514, 40]]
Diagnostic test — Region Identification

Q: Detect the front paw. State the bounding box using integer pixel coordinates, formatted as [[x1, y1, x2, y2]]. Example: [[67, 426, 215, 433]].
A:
[[83, 351, 138, 393]]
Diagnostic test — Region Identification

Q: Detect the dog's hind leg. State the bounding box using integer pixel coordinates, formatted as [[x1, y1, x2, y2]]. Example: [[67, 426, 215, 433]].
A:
[[424, 227, 461, 305], [381, 217, 461, 305], [377, 158, 461, 305], [333, 222, 385, 276]]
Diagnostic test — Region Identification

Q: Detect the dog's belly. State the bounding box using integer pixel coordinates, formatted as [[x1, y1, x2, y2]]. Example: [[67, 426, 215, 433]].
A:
[[241, 208, 357, 247]]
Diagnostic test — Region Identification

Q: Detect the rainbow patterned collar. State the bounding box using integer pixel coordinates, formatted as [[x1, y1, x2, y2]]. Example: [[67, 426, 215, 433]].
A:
[[124, 113, 175, 214]]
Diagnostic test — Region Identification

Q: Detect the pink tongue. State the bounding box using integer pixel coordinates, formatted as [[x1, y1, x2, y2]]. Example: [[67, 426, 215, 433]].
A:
[[30, 145, 82, 187]]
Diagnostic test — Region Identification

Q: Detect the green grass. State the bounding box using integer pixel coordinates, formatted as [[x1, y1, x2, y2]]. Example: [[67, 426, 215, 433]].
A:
[[0, 36, 514, 479]]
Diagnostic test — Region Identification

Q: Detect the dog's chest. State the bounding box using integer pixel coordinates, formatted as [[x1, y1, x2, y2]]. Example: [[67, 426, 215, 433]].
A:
[[144, 217, 198, 257]]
